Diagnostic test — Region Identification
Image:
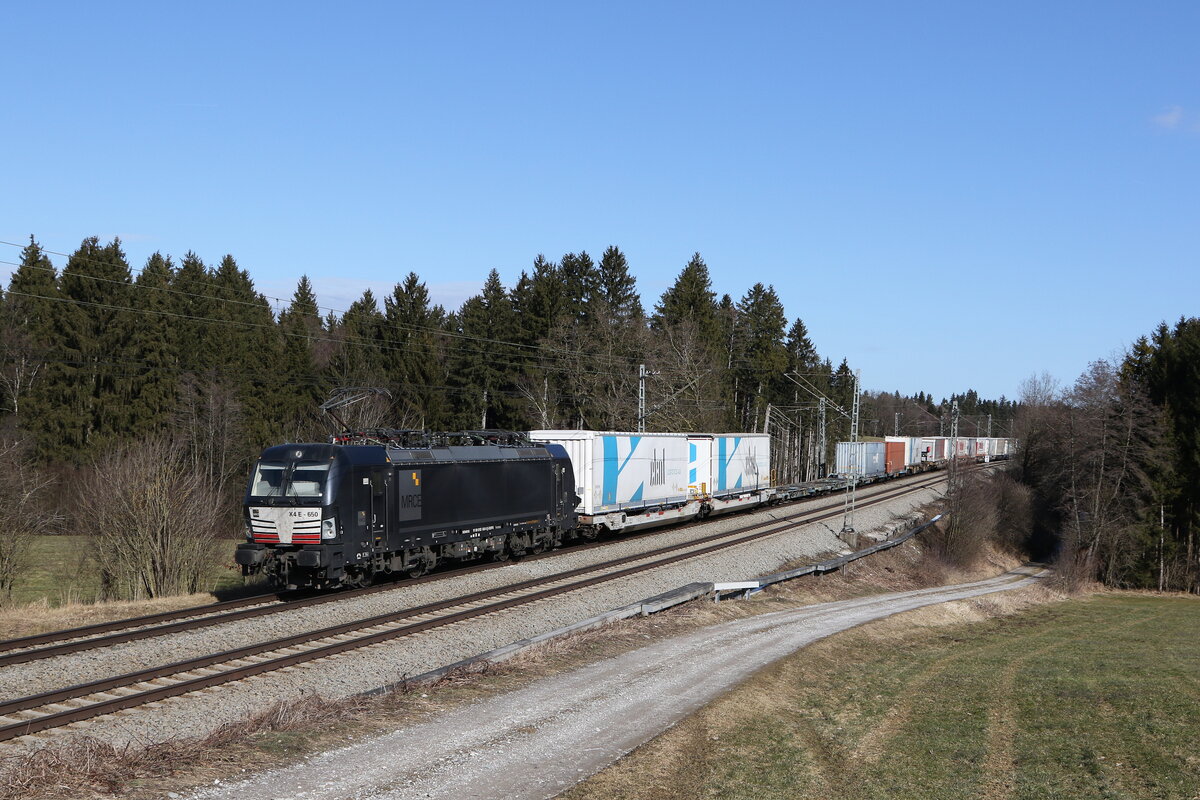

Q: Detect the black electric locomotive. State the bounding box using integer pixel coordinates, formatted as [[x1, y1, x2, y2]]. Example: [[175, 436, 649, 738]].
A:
[[235, 434, 578, 590]]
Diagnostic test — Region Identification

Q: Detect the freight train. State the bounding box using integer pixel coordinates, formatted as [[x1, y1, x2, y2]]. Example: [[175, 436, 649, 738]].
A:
[[236, 428, 1013, 590], [833, 435, 1016, 479]]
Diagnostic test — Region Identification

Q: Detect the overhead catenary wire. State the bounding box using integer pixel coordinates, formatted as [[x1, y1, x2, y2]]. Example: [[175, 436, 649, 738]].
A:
[[1, 285, 722, 387], [0, 350, 741, 421]]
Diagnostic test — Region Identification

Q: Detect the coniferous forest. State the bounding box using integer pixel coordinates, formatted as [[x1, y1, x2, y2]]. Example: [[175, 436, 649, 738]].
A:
[[2, 235, 1196, 598]]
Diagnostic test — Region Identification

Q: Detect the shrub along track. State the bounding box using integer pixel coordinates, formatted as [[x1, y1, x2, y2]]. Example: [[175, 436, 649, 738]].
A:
[[0, 466, 964, 667], [0, 471, 953, 744]]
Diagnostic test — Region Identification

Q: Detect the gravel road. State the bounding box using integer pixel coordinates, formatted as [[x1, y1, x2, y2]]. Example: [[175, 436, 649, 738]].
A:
[[188, 566, 1045, 800], [2, 479, 942, 751]]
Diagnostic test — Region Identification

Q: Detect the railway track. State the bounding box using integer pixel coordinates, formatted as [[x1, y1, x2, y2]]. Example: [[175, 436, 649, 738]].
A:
[[0, 470, 952, 744], [0, 465, 956, 667]]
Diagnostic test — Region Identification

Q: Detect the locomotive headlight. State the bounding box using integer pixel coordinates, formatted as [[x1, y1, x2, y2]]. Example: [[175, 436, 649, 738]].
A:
[[321, 518, 338, 540], [244, 522, 253, 541]]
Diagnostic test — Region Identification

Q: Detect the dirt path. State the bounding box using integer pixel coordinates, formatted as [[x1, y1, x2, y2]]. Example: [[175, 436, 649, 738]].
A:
[[189, 567, 1046, 800]]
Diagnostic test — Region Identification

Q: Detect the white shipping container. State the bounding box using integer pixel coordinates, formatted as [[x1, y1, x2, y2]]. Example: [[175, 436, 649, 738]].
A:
[[885, 436, 919, 468], [918, 437, 944, 462], [835, 441, 886, 477], [688, 436, 712, 494], [689, 434, 770, 497], [528, 430, 691, 515]]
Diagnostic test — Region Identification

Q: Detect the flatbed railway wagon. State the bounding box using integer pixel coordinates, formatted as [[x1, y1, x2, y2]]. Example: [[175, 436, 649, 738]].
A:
[[688, 433, 772, 514], [834, 440, 887, 479], [529, 430, 773, 534], [529, 430, 695, 534]]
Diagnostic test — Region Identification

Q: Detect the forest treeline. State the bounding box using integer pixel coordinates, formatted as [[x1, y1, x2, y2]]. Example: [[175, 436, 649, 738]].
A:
[[0, 236, 1012, 470], [0, 235, 1011, 600], [1015, 318, 1200, 593], [3, 234, 1192, 598]]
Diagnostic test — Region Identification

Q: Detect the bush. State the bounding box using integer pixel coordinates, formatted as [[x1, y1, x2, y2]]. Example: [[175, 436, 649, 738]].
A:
[[0, 435, 58, 603], [76, 437, 225, 600], [930, 466, 999, 568]]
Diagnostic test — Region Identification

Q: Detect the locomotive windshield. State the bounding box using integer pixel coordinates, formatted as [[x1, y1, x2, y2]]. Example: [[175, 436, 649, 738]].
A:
[[249, 460, 331, 501]]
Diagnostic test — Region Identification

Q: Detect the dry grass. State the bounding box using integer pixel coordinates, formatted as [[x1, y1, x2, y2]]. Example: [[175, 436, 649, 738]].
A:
[[0, 520, 1035, 799], [0, 695, 373, 800], [562, 583, 1068, 800], [559, 588, 1200, 800], [0, 593, 229, 642]]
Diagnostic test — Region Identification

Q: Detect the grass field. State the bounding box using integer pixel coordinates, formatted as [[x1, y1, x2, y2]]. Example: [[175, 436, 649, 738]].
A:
[[7, 535, 247, 606], [565, 593, 1200, 800]]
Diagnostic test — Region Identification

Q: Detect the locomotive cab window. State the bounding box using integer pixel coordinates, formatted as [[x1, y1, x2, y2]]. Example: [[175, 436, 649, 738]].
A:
[[289, 462, 331, 497], [249, 460, 331, 499], [251, 461, 287, 496]]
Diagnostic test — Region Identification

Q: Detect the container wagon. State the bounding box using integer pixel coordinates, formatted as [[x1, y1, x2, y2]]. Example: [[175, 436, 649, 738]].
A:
[[688, 434, 772, 515], [882, 437, 909, 474], [529, 430, 698, 534], [834, 441, 886, 479]]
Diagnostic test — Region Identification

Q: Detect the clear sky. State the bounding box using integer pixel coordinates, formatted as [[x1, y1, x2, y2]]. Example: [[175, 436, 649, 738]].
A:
[[3, 2, 1197, 402]]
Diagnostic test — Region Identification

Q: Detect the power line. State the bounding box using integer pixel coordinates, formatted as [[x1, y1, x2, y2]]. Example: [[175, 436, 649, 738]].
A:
[[2, 285, 713, 386]]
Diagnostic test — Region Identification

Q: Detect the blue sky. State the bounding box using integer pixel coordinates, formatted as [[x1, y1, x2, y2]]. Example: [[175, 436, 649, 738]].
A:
[[2, 2, 1197, 402]]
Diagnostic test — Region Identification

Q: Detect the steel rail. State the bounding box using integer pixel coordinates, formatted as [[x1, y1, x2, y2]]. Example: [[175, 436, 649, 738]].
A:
[[0, 474, 947, 742]]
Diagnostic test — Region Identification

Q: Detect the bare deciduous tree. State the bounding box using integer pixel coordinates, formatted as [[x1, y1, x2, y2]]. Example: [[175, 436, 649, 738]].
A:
[[550, 307, 647, 430], [515, 369, 564, 430], [644, 321, 726, 432], [175, 374, 244, 500], [0, 325, 43, 417], [1056, 360, 1157, 587], [934, 469, 1000, 568], [0, 434, 59, 603], [77, 437, 226, 600]]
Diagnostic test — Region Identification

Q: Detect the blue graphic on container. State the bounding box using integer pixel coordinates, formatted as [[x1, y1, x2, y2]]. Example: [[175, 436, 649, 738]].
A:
[[602, 436, 643, 506], [717, 437, 743, 491], [688, 442, 697, 483]]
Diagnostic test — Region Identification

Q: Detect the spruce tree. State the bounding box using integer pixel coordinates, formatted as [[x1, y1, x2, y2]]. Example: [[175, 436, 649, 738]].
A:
[[330, 288, 384, 384], [451, 269, 521, 429], [596, 245, 643, 322], [171, 251, 213, 373], [211, 255, 280, 440], [653, 252, 721, 351], [520, 254, 563, 344], [276, 275, 327, 429], [1, 237, 59, 422], [785, 318, 819, 373], [47, 237, 134, 452], [381, 273, 448, 429], [127, 252, 179, 435], [732, 283, 789, 429], [559, 251, 599, 324]]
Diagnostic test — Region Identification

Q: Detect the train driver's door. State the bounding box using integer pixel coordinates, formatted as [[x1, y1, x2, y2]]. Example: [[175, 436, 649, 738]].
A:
[[369, 468, 390, 548]]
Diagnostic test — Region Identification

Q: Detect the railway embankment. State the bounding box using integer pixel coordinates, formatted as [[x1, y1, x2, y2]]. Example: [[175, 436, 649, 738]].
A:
[[0, 477, 941, 753]]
